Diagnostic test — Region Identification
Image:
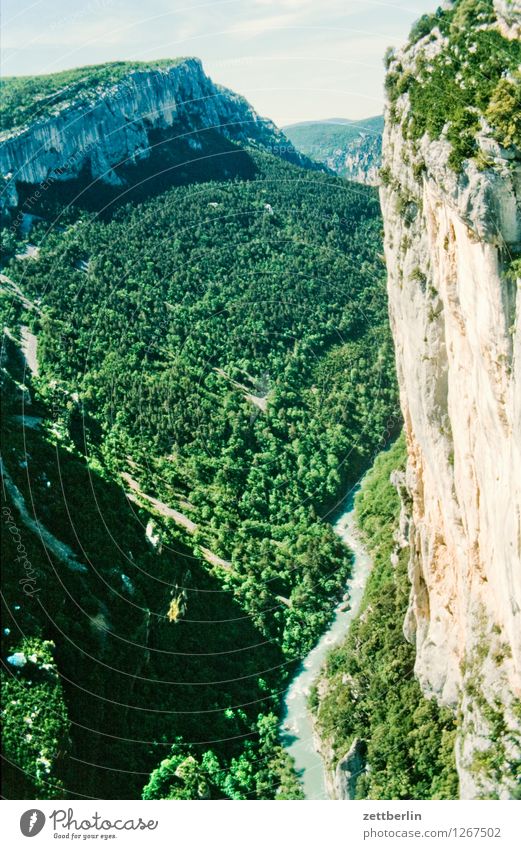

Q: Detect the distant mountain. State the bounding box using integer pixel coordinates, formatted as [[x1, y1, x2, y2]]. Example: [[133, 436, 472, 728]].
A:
[[284, 116, 383, 185]]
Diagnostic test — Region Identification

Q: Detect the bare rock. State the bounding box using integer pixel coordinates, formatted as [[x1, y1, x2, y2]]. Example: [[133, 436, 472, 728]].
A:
[[334, 738, 366, 800], [381, 5, 521, 798]]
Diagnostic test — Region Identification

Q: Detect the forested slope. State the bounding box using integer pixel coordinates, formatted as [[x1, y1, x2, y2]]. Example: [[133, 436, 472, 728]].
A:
[[1, 343, 296, 799], [1, 142, 397, 798]]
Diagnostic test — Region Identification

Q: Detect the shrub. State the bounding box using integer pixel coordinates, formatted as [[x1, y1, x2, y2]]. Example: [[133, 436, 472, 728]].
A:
[[486, 75, 521, 149], [392, 2, 521, 171]]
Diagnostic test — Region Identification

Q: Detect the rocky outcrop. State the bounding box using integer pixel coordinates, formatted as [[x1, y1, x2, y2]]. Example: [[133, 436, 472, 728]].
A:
[[313, 712, 366, 800], [331, 134, 381, 186], [0, 58, 309, 216], [495, 0, 521, 37], [381, 0, 521, 798], [334, 738, 366, 799]]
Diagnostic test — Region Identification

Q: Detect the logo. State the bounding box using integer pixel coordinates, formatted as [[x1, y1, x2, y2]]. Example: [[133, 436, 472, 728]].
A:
[[20, 810, 46, 837]]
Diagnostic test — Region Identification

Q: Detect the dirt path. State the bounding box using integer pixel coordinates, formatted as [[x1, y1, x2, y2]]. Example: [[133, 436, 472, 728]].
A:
[[121, 472, 232, 570], [214, 367, 270, 411], [20, 326, 39, 377]]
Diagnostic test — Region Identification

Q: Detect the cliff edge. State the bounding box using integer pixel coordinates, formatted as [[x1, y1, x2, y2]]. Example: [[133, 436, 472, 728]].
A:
[[0, 58, 310, 217]]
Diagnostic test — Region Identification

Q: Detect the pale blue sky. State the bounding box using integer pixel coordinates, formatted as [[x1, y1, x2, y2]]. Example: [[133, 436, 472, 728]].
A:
[[2, 0, 436, 125]]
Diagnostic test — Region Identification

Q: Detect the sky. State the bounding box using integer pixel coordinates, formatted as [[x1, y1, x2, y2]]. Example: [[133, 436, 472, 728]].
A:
[[2, 0, 436, 125]]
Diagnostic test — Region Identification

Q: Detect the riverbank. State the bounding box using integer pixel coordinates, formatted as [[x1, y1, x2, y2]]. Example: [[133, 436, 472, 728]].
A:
[[304, 437, 459, 800], [280, 484, 373, 800]]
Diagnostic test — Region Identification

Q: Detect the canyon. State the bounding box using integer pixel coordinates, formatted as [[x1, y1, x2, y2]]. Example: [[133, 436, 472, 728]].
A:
[[1, 0, 520, 801], [284, 116, 383, 185]]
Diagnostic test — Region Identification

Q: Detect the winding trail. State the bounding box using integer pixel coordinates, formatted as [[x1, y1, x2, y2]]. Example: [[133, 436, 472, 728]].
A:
[[280, 484, 372, 800]]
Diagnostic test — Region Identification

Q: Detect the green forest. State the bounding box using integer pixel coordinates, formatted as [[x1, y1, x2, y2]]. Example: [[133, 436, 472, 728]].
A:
[[1, 144, 400, 799], [4, 152, 397, 657]]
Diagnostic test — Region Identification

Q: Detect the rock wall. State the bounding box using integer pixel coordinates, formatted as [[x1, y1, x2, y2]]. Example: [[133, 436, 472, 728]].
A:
[[325, 135, 381, 186], [0, 58, 306, 215], [333, 738, 365, 799], [381, 0, 521, 798]]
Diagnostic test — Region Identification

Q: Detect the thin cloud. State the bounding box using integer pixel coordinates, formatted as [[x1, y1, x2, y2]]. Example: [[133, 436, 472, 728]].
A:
[[2, 0, 437, 123], [229, 13, 298, 38]]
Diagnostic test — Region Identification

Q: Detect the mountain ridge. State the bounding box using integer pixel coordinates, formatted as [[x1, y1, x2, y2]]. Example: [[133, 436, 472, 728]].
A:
[[0, 57, 317, 219]]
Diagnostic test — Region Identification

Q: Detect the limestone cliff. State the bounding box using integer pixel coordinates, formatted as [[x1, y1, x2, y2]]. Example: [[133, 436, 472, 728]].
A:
[[0, 58, 309, 217], [381, 0, 521, 797]]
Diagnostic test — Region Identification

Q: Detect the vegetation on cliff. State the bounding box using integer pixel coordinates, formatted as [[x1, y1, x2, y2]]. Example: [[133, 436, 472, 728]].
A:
[[385, 0, 521, 170], [0, 59, 191, 133]]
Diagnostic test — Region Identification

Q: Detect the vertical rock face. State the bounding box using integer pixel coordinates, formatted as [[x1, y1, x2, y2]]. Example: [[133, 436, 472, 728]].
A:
[[334, 738, 366, 799], [0, 58, 309, 216], [381, 0, 521, 798]]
